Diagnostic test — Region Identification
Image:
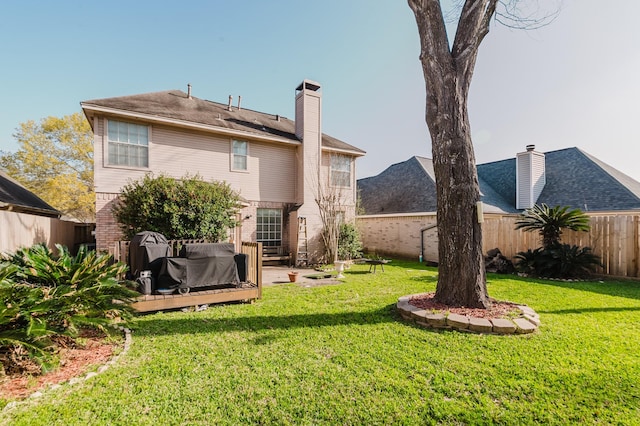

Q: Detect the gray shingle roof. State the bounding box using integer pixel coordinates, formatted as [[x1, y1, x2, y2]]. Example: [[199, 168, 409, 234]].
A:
[[358, 157, 438, 214], [0, 170, 60, 217], [358, 147, 640, 215], [81, 90, 365, 155]]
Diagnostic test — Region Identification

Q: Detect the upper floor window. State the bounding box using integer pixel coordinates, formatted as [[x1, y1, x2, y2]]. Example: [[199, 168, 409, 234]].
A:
[[330, 154, 351, 187], [232, 140, 248, 171], [107, 120, 148, 167]]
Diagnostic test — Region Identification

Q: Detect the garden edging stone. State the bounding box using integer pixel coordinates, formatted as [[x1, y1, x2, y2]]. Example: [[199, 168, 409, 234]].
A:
[[2, 326, 132, 412], [397, 294, 540, 335]]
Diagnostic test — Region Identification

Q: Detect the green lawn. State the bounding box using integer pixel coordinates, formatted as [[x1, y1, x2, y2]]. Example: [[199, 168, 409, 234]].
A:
[[2, 261, 640, 425]]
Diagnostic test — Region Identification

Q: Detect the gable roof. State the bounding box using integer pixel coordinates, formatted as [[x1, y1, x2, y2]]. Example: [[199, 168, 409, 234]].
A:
[[357, 156, 515, 215], [357, 157, 438, 214], [477, 147, 640, 212], [81, 90, 365, 156], [358, 147, 640, 215], [0, 170, 60, 218]]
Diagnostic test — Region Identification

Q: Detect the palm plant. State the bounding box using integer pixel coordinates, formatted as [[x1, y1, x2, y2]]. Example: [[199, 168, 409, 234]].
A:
[[1, 244, 138, 374], [515, 204, 591, 249], [4, 244, 138, 335]]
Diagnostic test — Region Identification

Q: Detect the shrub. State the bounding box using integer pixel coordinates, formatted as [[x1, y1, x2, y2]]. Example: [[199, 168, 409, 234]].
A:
[[515, 245, 601, 279], [338, 223, 363, 260], [1, 244, 138, 374], [113, 173, 240, 240], [0, 269, 55, 372]]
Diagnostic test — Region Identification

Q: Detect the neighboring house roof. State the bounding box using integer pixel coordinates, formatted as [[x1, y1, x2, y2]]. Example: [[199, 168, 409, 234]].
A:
[[81, 90, 365, 156], [358, 147, 640, 215], [0, 170, 60, 218], [357, 157, 438, 214]]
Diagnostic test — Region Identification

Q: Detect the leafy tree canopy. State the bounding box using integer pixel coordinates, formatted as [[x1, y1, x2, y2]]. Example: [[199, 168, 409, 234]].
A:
[[0, 113, 94, 222], [113, 174, 240, 241]]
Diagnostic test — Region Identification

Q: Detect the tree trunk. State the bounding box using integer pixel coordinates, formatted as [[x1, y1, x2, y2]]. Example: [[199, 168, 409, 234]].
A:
[[430, 85, 489, 308], [409, 0, 496, 309]]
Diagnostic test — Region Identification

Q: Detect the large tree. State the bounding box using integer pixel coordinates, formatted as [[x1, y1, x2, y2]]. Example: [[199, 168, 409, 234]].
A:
[[408, 0, 555, 308], [0, 113, 94, 222]]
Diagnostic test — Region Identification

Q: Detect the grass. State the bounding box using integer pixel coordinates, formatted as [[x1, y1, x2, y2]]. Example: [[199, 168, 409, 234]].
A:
[[2, 260, 640, 425]]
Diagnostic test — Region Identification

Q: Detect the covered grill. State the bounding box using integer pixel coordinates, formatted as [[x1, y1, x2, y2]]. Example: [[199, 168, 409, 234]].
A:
[[128, 231, 171, 279]]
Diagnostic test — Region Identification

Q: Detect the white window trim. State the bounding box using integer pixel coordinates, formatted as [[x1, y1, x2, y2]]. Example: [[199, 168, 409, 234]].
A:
[[230, 139, 249, 173], [256, 208, 283, 246], [103, 117, 151, 170]]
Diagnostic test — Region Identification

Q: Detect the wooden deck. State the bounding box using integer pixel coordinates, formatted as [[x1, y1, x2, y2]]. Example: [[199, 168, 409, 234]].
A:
[[132, 283, 261, 312], [118, 240, 264, 313]]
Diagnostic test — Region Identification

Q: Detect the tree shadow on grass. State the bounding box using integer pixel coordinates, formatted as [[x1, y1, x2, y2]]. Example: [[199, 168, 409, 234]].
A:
[[133, 304, 399, 337], [409, 275, 438, 284], [488, 273, 640, 301]]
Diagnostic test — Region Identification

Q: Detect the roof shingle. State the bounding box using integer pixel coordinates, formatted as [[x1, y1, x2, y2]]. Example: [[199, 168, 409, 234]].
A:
[[82, 90, 365, 155]]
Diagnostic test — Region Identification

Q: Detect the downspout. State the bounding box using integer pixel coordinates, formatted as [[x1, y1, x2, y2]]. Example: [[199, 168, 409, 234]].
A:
[[420, 224, 437, 262]]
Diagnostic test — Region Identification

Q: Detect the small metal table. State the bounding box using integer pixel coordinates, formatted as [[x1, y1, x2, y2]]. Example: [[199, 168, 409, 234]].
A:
[[364, 259, 390, 273]]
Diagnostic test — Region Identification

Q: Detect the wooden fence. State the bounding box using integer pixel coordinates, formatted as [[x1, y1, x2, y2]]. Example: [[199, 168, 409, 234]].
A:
[[0, 210, 94, 255], [357, 212, 640, 278]]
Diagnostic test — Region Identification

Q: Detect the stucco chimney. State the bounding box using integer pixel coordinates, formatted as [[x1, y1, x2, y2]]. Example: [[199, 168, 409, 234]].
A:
[[294, 80, 323, 261], [295, 80, 321, 141], [516, 145, 545, 209]]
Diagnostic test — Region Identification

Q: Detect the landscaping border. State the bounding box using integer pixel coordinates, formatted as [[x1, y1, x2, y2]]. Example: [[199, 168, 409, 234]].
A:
[[397, 294, 540, 335], [2, 326, 132, 412]]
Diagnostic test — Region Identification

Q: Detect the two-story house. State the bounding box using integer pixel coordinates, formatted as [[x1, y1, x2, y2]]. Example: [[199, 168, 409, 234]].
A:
[[81, 80, 365, 263]]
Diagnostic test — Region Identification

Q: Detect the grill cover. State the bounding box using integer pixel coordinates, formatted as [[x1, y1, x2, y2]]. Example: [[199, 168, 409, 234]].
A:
[[157, 243, 240, 289], [128, 231, 171, 278]]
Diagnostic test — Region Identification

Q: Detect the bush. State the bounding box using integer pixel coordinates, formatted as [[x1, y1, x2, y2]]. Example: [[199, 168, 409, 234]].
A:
[[338, 223, 363, 260], [515, 244, 601, 279], [0, 244, 138, 374], [113, 173, 240, 240]]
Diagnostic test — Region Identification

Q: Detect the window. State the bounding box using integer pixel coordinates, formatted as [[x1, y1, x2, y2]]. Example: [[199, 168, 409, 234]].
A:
[[330, 154, 351, 187], [107, 120, 148, 167], [232, 140, 248, 171], [256, 208, 282, 247]]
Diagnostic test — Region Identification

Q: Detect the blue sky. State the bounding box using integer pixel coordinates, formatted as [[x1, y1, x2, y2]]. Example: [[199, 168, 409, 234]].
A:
[[1, 1, 639, 181]]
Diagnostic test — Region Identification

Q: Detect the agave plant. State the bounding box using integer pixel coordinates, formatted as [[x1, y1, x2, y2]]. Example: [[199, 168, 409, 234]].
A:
[[515, 204, 591, 250]]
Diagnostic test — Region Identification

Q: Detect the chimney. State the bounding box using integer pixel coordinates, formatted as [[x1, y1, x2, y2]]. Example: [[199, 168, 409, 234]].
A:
[[294, 79, 323, 262], [516, 145, 545, 209], [295, 80, 321, 140], [228, 95, 233, 111], [187, 84, 192, 99], [237, 95, 242, 111]]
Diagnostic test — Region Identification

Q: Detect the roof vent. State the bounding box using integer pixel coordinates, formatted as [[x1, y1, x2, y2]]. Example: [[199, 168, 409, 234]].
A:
[[237, 95, 242, 111], [228, 95, 233, 111], [526, 144, 535, 152], [187, 84, 192, 99]]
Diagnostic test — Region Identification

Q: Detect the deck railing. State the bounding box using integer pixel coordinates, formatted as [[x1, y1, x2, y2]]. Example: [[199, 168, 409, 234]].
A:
[[114, 239, 262, 287]]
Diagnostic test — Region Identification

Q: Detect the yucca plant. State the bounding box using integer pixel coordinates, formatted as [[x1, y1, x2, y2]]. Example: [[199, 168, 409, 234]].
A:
[[515, 204, 591, 250]]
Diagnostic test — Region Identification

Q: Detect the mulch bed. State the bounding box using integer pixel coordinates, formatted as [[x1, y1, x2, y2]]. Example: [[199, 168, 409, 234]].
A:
[[409, 293, 521, 319], [1, 329, 119, 400]]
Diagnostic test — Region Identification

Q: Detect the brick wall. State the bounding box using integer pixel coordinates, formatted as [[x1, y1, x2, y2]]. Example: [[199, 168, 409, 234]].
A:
[[96, 192, 123, 253]]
